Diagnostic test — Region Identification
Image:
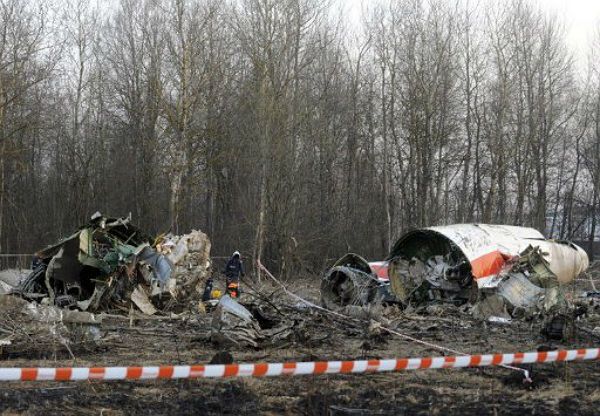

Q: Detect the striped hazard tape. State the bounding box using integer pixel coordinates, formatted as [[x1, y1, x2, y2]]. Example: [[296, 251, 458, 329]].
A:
[[0, 348, 598, 381]]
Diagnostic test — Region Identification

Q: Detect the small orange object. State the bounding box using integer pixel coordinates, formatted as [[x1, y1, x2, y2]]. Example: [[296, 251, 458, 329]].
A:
[[227, 282, 239, 298]]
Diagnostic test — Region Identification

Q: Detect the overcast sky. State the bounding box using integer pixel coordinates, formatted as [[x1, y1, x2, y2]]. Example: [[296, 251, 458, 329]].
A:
[[341, 0, 600, 65]]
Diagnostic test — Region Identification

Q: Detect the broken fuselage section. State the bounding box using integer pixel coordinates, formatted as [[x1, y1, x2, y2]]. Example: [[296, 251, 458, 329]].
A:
[[386, 224, 589, 319]]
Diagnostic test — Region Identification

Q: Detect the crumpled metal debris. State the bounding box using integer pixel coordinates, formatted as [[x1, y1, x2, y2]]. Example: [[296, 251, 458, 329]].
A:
[[17, 213, 169, 313], [210, 295, 261, 348], [131, 285, 157, 315], [158, 230, 211, 299], [388, 255, 472, 306], [473, 246, 573, 322], [0, 269, 29, 295], [0, 295, 102, 353], [209, 295, 306, 348], [381, 224, 588, 321], [497, 273, 544, 309], [14, 213, 211, 316], [321, 253, 393, 310]]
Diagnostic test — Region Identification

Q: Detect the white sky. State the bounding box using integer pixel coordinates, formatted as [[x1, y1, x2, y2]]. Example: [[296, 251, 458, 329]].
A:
[[533, 0, 600, 62], [340, 0, 600, 66]]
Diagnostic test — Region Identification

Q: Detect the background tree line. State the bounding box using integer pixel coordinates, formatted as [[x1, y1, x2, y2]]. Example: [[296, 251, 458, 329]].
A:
[[2, 0, 600, 275]]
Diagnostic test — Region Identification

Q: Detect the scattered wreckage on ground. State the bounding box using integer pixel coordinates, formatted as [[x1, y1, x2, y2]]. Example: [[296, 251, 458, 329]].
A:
[[0, 216, 595, 356], [321, 224, 590, 330], [320, 253, 393, 310], [10, 213, 211, 315], [0, 213, 217, 353], [0, 213, 305, 353]]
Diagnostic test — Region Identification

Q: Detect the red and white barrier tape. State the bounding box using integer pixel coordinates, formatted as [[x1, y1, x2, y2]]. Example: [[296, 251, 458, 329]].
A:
[[1, 348, 598, 381]]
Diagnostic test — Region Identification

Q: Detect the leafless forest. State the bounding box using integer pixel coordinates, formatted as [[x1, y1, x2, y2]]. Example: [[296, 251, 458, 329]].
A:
[[1, 0, 600, 273]]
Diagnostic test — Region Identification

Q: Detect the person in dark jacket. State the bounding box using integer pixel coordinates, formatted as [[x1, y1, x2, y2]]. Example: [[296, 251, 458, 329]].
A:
[[223, 251, 245, 298]]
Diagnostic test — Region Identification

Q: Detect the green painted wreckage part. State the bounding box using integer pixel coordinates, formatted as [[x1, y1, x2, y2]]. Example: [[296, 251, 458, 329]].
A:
[[18, 213, 172, 312]]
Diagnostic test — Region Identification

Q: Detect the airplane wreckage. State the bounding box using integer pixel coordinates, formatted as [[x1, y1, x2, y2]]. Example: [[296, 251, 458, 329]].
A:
[[321, 224, 590, 327], [0, 213, 298, 351], [8, 213, 211, 314], [7, 218, 588, 324], [0, 217, 592, 352]]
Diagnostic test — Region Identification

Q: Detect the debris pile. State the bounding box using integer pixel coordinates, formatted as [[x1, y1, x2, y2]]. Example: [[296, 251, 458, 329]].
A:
[[0, 269, 28, 295], [14, 213, 211, 316], [322, 224, 590, 326], [208, 290, 319, 349], [320, 253, 382, 309], [210, 295, 261, 347], [472, 246, 573, 322], [159, 230, 211, 300], [387, 255, 473, 306], [0, 294, 101, 356]]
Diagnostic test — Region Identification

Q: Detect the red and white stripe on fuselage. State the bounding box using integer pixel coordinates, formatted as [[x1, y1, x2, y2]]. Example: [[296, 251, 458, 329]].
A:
[[369, 253, 513, 287], [470, 250, 516, 288], [425, 224, 544, 288], [368, 261, 389, 281]]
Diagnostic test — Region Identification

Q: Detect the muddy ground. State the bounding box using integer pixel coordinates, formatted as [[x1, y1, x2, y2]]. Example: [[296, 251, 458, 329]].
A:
[[1, 277, 599, 415]]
